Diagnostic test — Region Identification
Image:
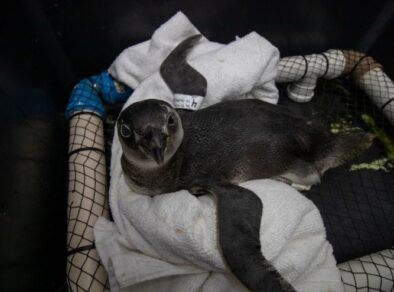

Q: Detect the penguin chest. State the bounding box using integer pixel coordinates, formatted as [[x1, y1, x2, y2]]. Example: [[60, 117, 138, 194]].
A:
[[121, 154, 180, 195]]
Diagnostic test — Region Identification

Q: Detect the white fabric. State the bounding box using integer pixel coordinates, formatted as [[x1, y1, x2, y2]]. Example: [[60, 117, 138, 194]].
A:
[[108, 11, 280, 109], [94, 11, 344, 292]]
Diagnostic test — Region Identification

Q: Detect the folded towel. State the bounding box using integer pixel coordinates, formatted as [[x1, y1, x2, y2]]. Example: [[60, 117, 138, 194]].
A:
[[95, 172, 343, 292], [94, 12, 344, 292], [108, 11, 280, 110]]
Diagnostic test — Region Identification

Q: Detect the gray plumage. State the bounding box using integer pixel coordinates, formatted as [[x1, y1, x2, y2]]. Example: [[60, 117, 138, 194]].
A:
[[119, 98, 374, 193]]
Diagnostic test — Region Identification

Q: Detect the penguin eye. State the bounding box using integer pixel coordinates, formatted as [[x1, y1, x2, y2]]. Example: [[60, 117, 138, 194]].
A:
[[167, 114, 176, 127], [120, 123, 133, 139]]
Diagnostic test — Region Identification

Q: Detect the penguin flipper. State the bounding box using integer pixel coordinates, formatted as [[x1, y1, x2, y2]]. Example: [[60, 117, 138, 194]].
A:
[[160, 35, 207, 96], [189, 182, 295, 292]]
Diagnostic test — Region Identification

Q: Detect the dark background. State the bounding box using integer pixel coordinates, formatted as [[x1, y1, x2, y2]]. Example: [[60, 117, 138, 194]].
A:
[[0, 0, 393, 291]]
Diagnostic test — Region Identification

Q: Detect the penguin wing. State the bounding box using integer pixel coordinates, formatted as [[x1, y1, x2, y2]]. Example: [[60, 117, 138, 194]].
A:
[[189, 182, 295, 292], [160, 35, 207, 96]]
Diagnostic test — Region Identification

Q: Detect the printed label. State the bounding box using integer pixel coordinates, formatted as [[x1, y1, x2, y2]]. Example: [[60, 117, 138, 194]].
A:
[[174, 94, 204, 110]]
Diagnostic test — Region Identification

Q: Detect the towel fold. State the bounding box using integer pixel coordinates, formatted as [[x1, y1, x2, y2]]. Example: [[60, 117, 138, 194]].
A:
[[94, 11, 344, 292], [109, 11, 280, 110]]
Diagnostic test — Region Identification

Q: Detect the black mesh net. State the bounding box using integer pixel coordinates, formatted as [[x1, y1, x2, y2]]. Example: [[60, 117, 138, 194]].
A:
[[67, 113, 109, 291], [339, 247, 394, 291], [281, 78, 394, 262], [276, 50, 394, 264], [278, 77, 394, 263]]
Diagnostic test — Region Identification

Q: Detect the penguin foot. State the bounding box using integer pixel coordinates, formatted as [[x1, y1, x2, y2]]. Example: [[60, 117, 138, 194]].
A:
[[290, 183, 312, 191], [189, 186, 211, 197], [276, 160, 321, 190], [274, 176, 313, 191]]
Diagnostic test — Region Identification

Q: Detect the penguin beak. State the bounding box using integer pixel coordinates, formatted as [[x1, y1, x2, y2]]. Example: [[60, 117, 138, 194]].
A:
[[149, 130, 167, 165], [152, 147, 164, 165]]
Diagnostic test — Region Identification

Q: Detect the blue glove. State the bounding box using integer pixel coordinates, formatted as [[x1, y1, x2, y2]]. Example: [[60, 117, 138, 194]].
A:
[[65, 71, 133, 119]]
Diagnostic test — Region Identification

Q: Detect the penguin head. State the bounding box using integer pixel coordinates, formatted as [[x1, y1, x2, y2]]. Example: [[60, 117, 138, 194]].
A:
[[117, 99, 183, 167]]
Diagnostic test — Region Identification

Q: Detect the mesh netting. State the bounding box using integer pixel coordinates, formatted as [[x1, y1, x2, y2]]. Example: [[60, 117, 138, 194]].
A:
[[277, 77, 394, 263], [277, 50, 394, 124], [67, 113, 109, 291], [275, 50, 394, 263], [339, 247, 394, 291]]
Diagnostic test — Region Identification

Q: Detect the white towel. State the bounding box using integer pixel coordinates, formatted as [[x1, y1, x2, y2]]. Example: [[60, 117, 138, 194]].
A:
[[95, 170, 343, 292], [108, 11, 280, 110], [94, 12, 344, 292]]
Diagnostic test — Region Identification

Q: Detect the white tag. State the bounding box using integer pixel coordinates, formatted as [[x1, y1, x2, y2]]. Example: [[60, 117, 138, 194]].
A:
[[174, 94, 204, 110]]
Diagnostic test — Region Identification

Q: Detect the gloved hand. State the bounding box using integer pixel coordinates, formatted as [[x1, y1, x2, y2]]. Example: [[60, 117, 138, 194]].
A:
[[65, 71, 133, 119]]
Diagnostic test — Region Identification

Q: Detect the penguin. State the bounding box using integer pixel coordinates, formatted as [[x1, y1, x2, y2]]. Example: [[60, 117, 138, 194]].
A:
[[117, 35, 374, 292], [119, 98, 374, 194]]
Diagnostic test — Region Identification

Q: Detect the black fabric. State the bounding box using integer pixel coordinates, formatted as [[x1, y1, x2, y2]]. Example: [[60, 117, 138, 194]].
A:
[[0, 2, 68, 291], [307, 152, 394, 263], [0, 118, 68, 292], [39, 0, 394, 80]]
